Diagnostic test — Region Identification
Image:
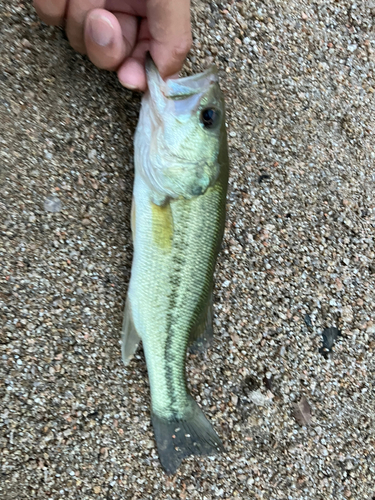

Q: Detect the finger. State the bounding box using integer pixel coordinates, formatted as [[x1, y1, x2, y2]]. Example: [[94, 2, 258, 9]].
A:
[[105, 0, 146, 17], [85, 10, 137, 71], [147, 0, 192, 78], [33, 0, 67, 26], [66, 0, 105, 54], [117, 39, 149, 91]]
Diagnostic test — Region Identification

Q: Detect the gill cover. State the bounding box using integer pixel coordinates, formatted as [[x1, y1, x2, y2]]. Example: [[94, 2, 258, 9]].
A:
[[134, 55, 226, 204]]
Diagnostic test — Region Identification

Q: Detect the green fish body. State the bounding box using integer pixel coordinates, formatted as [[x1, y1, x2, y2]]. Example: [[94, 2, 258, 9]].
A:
[[122, 57, 229, 474]]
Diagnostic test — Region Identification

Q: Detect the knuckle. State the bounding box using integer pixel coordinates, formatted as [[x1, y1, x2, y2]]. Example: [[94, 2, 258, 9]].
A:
[[89, 53, 120, 71], [33, 0, 66, 25], [69, 38, 87, 55], [33, 0, 44, 11], [171, 35, 192, 60]]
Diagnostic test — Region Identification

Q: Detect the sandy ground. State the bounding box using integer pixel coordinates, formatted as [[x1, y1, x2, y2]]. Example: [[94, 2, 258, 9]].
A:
[[1, 0, 375, 499]]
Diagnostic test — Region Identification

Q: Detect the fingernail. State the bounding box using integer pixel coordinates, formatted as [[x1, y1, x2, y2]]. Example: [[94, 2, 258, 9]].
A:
[[120, 81, 138, 91], [118, 62, 145, 92], [88, 15, 114, 47]]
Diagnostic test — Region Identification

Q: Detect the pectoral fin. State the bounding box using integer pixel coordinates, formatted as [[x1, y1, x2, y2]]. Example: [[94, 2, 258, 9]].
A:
[[189, 290, 214, 353], [121, 298, 141, 365], [151, 201, 173, 250]]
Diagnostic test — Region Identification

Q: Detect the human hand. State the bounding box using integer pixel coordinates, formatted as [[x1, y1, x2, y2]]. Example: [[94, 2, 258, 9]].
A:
[[33, 0, 192, 91]]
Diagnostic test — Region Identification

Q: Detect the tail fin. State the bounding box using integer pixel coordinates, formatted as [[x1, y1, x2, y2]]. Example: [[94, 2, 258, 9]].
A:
[[151, 397, 224, 474]]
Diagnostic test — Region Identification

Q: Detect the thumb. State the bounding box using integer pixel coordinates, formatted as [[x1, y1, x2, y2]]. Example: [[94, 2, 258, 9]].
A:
[[147, 0, 192, 78]]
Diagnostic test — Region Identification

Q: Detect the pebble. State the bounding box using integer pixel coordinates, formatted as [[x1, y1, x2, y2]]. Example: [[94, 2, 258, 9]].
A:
[[88, 149, 97, 160], [1, 1, 374, 499], [43, 195, 62, 212]]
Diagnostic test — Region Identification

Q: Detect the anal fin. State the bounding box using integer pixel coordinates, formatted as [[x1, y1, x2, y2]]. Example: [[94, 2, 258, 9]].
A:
[[189, 290, 214, 354], [121, 297, 141, 365]]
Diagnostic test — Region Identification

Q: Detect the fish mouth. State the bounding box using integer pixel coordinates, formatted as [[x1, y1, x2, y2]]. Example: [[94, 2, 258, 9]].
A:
[[145, 53, 218, 100]]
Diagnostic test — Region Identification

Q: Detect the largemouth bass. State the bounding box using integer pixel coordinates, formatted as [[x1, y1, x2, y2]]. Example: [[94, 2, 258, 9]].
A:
[[122, 55, 229, 474]]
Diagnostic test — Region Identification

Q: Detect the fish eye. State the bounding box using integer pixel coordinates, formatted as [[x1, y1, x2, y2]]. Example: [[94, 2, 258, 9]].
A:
[[200, 108, 220, 129]]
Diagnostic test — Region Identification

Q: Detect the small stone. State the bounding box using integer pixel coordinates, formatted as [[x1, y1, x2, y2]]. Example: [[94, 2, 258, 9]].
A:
[[292, 396, 312, 426], [304, 314, 313, 328], [44, 195, 62, 213], [341, 306, 353, 323], [347, 44, 357, 52], [21, 38, 32, 49], [321, 446, 329, 457], [88, 149, 97, 160], [93, 486, 101, 494], [249, 390, 273, 406]]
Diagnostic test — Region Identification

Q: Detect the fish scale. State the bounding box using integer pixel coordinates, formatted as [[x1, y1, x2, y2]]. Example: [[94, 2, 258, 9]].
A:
[[122, 55, 229, 474], [129, 175, 225, 417]]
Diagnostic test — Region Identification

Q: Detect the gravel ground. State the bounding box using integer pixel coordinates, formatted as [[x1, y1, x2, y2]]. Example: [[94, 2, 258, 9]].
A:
[[1, 0, 375, 499]]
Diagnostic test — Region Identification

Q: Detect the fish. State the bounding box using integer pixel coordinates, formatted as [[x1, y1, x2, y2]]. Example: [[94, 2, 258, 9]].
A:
[[121, 55, 229, 474]]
